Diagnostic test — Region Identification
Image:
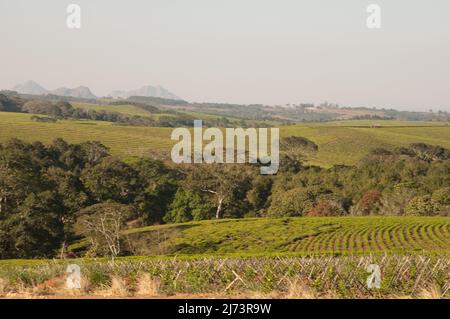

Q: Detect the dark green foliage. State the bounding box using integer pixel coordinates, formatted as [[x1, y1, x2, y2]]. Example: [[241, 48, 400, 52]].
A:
[[281, 136, 318, 152], [164, 189, 214, 223], [266, 143, 450, 217], [0, 191, 65, 258], [0, 94, 23, 112], [81, 157, 140, 204], [246, 175, 273, 215], [132, 158, 178, 224], [0, 138, 182, 258], [0, 138, 448, 258], [0, 138, 102, 258]]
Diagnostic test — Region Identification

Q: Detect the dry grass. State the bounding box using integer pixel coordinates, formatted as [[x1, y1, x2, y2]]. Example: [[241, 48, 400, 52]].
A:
[[135, 273, 162, 297], [418, 285, 443, 299], [0, 278, 7, 294], [285, 278, 316, 299], [93, 276, 130, 297], [0, 255, 448, 299], [32, 275, 65, 294]]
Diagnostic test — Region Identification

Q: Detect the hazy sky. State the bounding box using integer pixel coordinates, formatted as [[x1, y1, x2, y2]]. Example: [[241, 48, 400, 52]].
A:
[[1, 0, 449, 111]]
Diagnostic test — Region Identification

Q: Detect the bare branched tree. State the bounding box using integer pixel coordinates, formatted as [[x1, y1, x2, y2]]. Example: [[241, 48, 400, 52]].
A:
[[76, 203, 134, 260], [184, 164, 253, 219]]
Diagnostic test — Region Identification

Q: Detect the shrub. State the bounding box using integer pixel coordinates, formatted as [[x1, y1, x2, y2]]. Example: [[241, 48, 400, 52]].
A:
[[352, 190, 382, 216], [267, 188, 315, 217], [307, 198, 346, 217], [405, 195, 439, 216], [432, 187, 450, 206], [432, 187, 450, 216]]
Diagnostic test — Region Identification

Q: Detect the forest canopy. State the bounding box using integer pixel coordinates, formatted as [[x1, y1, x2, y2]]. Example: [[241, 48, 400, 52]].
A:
[[0, 138, 448, 258]]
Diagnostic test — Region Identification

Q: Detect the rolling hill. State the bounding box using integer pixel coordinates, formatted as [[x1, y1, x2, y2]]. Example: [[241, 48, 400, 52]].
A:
[[12, 80, 47, 95], [0, 110, 449, 166], [108, 85, 181, 100], [69, 216, 450, 256]]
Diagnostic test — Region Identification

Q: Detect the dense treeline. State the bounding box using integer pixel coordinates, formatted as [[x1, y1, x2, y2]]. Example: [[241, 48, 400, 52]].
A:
[[0, 93, 23, 112], [18, 97, 197, 127], [127, 95, 189, 106], [107, 100, 160, 113], [0, 94, 264, 128], [0, 138, 179, 258], [0, 138, 448, 258], [1, 93, 163, 125]]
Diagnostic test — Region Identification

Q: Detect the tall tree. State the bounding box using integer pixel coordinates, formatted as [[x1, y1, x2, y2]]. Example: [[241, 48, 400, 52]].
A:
[[81, 157, 140, 204], [184, 164, 253, 219], [75, 203, 135, 259]]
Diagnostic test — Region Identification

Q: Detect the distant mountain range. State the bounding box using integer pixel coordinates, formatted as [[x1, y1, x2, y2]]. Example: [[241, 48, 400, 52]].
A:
[[12, 81, 97, 99], [107, 85, 181, 100], [11, 81, 181, 101], [13, 80, 48, 96], [51, 86, 97, 99]]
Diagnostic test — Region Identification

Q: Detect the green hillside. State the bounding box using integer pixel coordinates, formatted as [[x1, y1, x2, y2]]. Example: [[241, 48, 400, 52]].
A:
[[73, 102, 156, 117], [69, 216, 450, 257], [1, 111, 449, 166], [0, 112, 174, 157], [282, 124, 450, 166]]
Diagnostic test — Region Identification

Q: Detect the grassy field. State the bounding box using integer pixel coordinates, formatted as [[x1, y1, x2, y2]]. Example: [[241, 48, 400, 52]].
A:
[[2, 215, 450, 298], [68, 216, 450, 257], [1, 254, 448, 298], [282, 124, 450, 166], [0, 112, 174, 157], [1, 111, 449, 166], [72, 102, 157, 117], [72, 102, 260, 123]]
